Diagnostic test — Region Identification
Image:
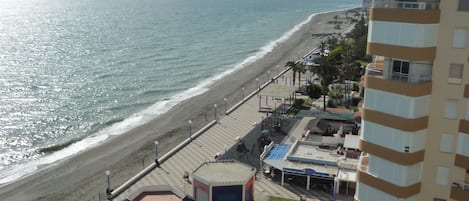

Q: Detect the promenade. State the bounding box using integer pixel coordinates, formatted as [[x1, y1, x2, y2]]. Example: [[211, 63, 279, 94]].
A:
[[112, 71, 352, 201]]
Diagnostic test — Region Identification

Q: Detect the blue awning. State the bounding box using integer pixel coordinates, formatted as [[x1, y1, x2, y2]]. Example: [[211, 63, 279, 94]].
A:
[[263, 144, 291, 170]]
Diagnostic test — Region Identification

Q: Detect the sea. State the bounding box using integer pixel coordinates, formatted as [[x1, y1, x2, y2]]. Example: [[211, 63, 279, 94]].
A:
[[0, 0, 361, 185]]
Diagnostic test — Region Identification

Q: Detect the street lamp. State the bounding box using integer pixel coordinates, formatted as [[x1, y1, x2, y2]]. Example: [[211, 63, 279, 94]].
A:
[[256, 78, 259, 91], [242, 87, 245, 99], [105, 170, 111, 195], [267, 70, 271, 81], [154, 141, 160, 167], [214, 104, 217, 121], [188, 120, 192, 139], [283, 98, 286, 114], [224, 98, 227, 114]]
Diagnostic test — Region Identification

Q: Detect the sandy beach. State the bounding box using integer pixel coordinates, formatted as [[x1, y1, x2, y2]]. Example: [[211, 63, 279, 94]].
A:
[[0, 9, 357, 201]]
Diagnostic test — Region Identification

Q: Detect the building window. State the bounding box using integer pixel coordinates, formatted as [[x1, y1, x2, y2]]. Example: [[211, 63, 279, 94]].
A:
[[459, 0, 469, 11], [457, 133, 469, 156], [448, 64, 463, 84], [466, 100, 469, 120], [453, 28, 467, 48], [440, 134, 454, 153], [436, 167, 450, 186], [391, 60, 410, 82], [445, 99, 458, 119]]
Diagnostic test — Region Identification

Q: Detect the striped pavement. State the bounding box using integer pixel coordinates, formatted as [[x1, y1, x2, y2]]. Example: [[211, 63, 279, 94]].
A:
[[114, 76, 353, 201]]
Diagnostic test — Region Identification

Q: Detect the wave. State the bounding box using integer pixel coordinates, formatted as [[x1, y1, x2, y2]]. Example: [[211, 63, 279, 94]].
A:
[[0, 6, 359, 186], [38, 138, 83, 154]]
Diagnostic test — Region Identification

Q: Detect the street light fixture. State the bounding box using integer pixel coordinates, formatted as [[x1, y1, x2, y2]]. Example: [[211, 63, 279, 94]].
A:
[[214, 104, 217, 121], [256, 78, 259, 91], [188, 120, 192, 139], [154, 141, 160, 167], [106, 170, 111, 195], [224, 98, 227, 114], [242, 87, 245, 99]]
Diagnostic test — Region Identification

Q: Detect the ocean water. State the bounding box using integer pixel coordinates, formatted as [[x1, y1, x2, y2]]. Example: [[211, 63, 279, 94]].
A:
[[0, 0, 360, 184]]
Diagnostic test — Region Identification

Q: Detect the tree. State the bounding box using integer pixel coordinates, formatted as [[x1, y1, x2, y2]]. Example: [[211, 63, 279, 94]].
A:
[[307, 84, 322, 99], [295, 62, 306, 89], [328, 85, 343, 106], [348, 16, 369, 60], [285, 61, 297, 85], [309, 41, 339, 111], [285, 61, 306, 88]]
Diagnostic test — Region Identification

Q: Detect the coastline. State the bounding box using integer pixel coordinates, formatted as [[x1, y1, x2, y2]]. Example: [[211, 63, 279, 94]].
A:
[[0, 8, 358, 201]]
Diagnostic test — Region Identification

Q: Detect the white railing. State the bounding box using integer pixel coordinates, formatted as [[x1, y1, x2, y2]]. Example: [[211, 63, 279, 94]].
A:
[[366, 66, 432, 84], [452, 181, 469, 191], [366, 63, 384, 77], [372, 0, 440, 10], [389, 72, 432, 84], [358, 153, 369, 172]]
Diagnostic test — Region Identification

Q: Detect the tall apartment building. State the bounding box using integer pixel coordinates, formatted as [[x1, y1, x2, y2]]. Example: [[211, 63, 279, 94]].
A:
[[356, 0, 469, 201]]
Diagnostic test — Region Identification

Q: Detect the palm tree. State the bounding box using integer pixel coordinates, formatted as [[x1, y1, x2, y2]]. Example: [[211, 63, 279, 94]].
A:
[[286, 61, 306, 89], [308, 41, 339, 111], [328, 85, 343, 106], [296, 62, 306, 89], [285, 61, 297, 85]]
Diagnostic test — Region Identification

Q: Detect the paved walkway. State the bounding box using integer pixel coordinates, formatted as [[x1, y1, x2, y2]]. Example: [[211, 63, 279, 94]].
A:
[[113, 74, 353, 201]]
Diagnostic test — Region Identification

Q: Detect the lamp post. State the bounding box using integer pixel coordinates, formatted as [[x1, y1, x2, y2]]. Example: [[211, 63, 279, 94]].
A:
[[267, 70, 271, 81], [224, 98, 227, 114], [105, 170, 111, 195], [256, 78, 259, 91], [188, 120, 192, 139], [283, 98, 286, 114], [214, 104, 217, 121], [154, 141, 159, 166], [333, 176, 338, 201], [242, 87, 245, 99]]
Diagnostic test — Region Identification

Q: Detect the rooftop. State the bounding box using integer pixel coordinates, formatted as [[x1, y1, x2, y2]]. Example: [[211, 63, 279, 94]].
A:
[[287, 141, 341, 166], [128, 185, 189, 201], [192, 160, 256, 185]]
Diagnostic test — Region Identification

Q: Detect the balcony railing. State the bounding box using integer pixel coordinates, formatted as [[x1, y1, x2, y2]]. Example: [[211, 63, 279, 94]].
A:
[[366, 65, 432, 84], [372, 0, 440, 10], [452, 181, 469, 191], [358, 153, 370, 172]]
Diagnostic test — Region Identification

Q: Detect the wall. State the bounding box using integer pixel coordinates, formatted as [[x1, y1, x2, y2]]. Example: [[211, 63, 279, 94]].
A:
[[364, 88, 430, 118], [361, 121, 427, 153], [368, 154, 423, 186]]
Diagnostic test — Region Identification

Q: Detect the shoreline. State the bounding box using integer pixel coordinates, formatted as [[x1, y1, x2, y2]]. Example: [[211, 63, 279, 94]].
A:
[[0, 8, 358, 201]]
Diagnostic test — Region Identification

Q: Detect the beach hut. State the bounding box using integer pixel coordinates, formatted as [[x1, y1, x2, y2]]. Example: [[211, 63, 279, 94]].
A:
[[191, 160, 256, 201]]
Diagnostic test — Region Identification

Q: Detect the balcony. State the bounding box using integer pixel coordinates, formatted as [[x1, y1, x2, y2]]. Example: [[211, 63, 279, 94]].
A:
[[459, 119, 469, 134], [359, 139, 425, 166], [370, 1, 440, 27], [451, 181, 469, 201], [357, 162, 421, 198], [372, 0, 439, 10], [358, 153, 369, 172], [464, 84, 469, 98], [454, 154, 469, 170], [365, 64, 432, 97]]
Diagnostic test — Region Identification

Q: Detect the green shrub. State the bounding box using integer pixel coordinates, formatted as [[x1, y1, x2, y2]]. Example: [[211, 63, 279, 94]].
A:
[[307, 84, 323, 99]]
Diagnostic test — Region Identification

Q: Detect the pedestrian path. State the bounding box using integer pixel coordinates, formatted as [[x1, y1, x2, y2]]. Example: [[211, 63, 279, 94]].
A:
[[113, 74, 353, 201]]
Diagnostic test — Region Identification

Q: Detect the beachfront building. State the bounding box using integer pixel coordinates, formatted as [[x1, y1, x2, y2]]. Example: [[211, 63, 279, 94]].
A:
[[191, 160, 256, 201], [261, 134, 360, 196], [356, 0, 469, 201]]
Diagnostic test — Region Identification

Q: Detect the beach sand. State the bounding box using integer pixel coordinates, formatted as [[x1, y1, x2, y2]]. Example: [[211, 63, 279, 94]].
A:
[[0, 9, 358, 201]]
